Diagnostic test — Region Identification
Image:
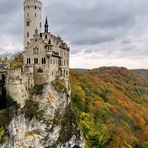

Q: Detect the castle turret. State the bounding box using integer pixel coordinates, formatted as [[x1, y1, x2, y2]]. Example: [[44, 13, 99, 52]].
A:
[[44, 16, 49, 33], [24, 0, 42, 48]]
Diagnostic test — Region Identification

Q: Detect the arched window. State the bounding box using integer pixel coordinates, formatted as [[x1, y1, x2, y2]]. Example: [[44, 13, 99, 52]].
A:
[[34, 58, 38, 64], [48, 39, 51, 44], [27, 21, 30, 26]]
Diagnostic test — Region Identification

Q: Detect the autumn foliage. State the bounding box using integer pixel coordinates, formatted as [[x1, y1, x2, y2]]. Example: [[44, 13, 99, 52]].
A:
[[70, 67, 148, 148]]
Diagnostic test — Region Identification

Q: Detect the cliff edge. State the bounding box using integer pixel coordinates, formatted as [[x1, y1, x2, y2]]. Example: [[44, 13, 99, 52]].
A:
[[0, 80, 84, 148]]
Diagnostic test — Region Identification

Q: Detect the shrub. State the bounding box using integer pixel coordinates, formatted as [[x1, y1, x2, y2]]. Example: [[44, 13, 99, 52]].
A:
[[0, 128, 7, 143]]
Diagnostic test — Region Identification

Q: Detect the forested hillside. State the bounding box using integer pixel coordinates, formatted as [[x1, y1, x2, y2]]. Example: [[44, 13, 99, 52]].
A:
[[70, 67, 148, 148]]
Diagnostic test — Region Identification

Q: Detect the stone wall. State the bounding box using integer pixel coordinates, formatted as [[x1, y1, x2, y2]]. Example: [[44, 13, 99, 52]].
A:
[[6, 83, 28, 107]]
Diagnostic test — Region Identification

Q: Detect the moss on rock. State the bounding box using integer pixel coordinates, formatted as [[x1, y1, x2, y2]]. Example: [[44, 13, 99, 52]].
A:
[[21, 99, 44, 120], [51, 79, 67, 94]]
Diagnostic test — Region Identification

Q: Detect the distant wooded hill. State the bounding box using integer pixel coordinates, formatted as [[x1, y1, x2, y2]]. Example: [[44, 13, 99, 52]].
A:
[[70, 67, 148, 148], [133, 69, 148, 76]]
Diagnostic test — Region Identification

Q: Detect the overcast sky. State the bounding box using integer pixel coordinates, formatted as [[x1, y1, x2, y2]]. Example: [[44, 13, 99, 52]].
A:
[[0, 0, 148, 69]]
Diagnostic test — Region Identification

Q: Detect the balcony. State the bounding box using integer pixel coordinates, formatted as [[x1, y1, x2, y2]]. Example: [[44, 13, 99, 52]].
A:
[[46, 51, 53, 57]]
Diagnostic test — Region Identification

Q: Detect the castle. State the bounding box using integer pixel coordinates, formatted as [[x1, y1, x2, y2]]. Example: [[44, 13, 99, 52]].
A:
[[0, 0, 69, 106]]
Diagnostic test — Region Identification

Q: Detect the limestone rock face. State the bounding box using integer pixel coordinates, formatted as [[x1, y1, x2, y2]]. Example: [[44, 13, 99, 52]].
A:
[[1, 83, 85, 148]]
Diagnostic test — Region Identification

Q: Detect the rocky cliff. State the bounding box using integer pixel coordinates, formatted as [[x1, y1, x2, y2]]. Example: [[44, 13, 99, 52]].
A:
[[0, 80, 84, 148]]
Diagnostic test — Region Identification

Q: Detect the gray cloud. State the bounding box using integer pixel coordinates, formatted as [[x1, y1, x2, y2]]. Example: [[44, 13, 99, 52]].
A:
[[0, 0, 148, 68]]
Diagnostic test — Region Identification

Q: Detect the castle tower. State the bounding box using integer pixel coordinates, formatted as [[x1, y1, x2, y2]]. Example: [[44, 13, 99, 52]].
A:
[[24, 0, 42, 48]]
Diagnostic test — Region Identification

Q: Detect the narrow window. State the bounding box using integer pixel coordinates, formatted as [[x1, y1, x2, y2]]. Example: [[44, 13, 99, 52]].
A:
[[48, 39, 51, 44], [34, 58, 38, 64], [27, 21, 29, 26], [64, 70, 66, 76], [35, 6, 37, 9], [42, 58, 46, 64], [35, 13, 36, 17], [45, 34, 47, 39], [27, 32, 29, 38], [27, 58, 31, 64], [60, 70, 62, 75], [44, 58, 46, 64]]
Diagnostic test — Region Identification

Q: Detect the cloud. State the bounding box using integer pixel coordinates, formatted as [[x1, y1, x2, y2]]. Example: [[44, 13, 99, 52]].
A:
[[0, 0, 148, 68]]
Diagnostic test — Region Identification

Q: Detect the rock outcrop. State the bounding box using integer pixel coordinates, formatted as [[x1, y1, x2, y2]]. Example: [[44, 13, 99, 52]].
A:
[[1, 82, 84, 148]]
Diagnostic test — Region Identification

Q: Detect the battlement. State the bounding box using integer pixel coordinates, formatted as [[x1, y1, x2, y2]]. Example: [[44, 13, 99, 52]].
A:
[[7, 77, 22, 85], [7, 68, 22, 80], [24, 0, 42, 8], [8, 68, 22, 73]]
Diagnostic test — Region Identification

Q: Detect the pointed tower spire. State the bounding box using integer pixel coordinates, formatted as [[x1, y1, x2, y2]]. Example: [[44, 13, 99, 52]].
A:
[[44, 16, 48, 33]]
